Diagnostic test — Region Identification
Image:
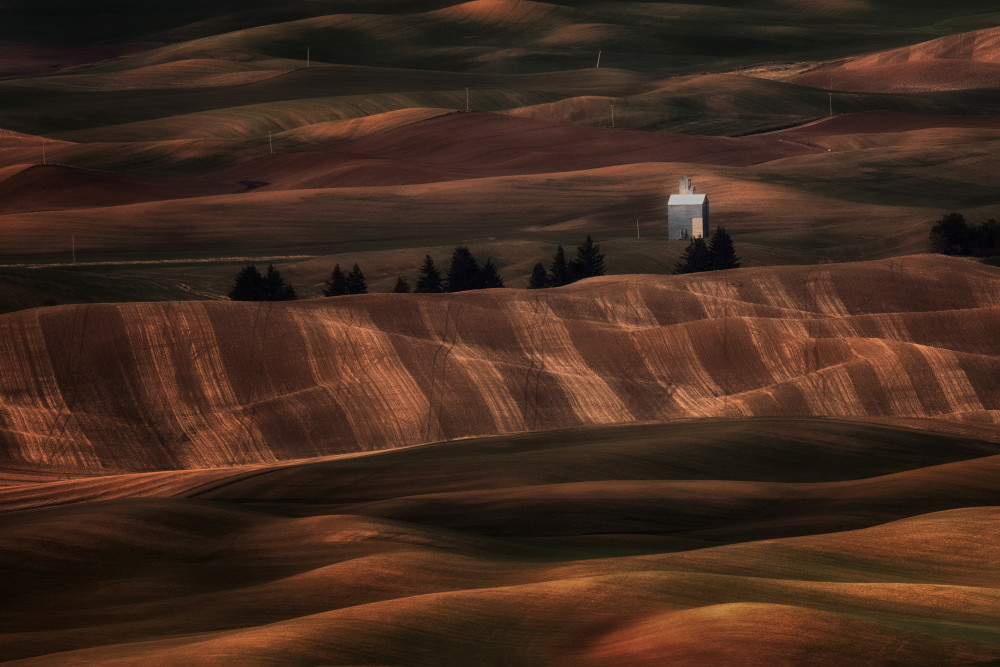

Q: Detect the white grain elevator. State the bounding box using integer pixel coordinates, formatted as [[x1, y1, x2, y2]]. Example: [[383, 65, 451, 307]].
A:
[[668, 176, 710, 240]]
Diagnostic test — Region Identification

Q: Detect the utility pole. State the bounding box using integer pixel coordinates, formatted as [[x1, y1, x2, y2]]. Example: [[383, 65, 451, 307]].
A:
[[610, 102, 616, 128], [268, 131, 273, 155], [596, 50, 601, 69], [465, 87, 470, 112], [636, 218, 640, 240], [306, 48, 310, 68], [828, 75, 833, 117]]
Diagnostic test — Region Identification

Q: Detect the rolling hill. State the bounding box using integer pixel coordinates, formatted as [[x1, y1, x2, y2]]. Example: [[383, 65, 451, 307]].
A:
[[793, 26, 1000, 93], [1, 417, 998, 664], [2, 2, 1000, 663], [1, 10, 999, 309], [1, 254, 997, 474]]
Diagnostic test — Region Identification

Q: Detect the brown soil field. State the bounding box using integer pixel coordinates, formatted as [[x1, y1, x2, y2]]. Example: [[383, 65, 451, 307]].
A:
[[0, 42, 155, 78], [0, 164, 237, 214], [3, 6, 1000, 662], [2, 254, 997, 474], [774, 110, 1000, 137], [1, 417, 998, 664], [214, 112, 821, 190], [3, 102, 996, 270], [793, 26, 1000, 92]]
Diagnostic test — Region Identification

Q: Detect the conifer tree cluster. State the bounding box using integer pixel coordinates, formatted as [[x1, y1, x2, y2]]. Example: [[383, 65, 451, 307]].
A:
[[228, 264, 297, 301], [413, 247, 505, 293], [323, 264, 367, 296], [528, 235, 606, 289], [929, 212, 1000, 257], [674, 227, 741, 274]]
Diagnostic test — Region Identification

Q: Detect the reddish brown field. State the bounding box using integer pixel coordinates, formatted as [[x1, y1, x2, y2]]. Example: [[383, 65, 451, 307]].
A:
[[0, 42, 154, 78], [4, 107, 996, 271], [3, 5, 1000, 662], [0, 164, 236, 214], [793, 26, 1000, 92], [2, 254, 997, 474], [1, 416, 998, 665], [214, 112, 820, 190]]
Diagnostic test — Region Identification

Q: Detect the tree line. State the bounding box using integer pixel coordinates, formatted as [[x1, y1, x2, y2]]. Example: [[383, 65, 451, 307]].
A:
[[322, 263, 367, 296], [673, 227, 740, 274], [228, 246, 508, 301], [929, 213, 1000, 257], [316, 236, 604, 296], [228, 264, 297, 301], [226, 234, 673, 301], [528, 235, 605, 288], [404, 246, 505, 293]]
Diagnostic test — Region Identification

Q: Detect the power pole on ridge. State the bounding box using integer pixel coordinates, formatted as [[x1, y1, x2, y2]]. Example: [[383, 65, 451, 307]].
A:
[[596, 50, 601, 69], [829, 74, 833, 117]]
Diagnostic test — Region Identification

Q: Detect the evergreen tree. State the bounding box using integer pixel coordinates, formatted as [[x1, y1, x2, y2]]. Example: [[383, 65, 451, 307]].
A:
[[674, 237, 712, 274], [549, 245, 572, 287], [392, 276, 410, 293], [445, 246, 483, 292], [322, 264, 348, 296], [263, 264, 296, 300], [479, 257, 505, 288], [570, 235, 606, 280], [928, 213, 1000, 257], [708, 227, 741, 270], [228, 264, 264, 301], [415, 255, 443, 293], [346, 263, 367, 294], [976, 219, 1000, 256], [929, 212, 971, 255], [528, 262, 549, 289]]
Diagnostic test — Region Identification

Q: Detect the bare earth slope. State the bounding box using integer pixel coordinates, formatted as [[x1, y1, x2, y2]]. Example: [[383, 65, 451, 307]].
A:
[[2, 254, 997, 473], [793, 26, 1000, 92], [1, 418, 999, 665], [0, 164, 235, 214], [214, 111, 819, 190], [2, 4, 1000, 663]]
